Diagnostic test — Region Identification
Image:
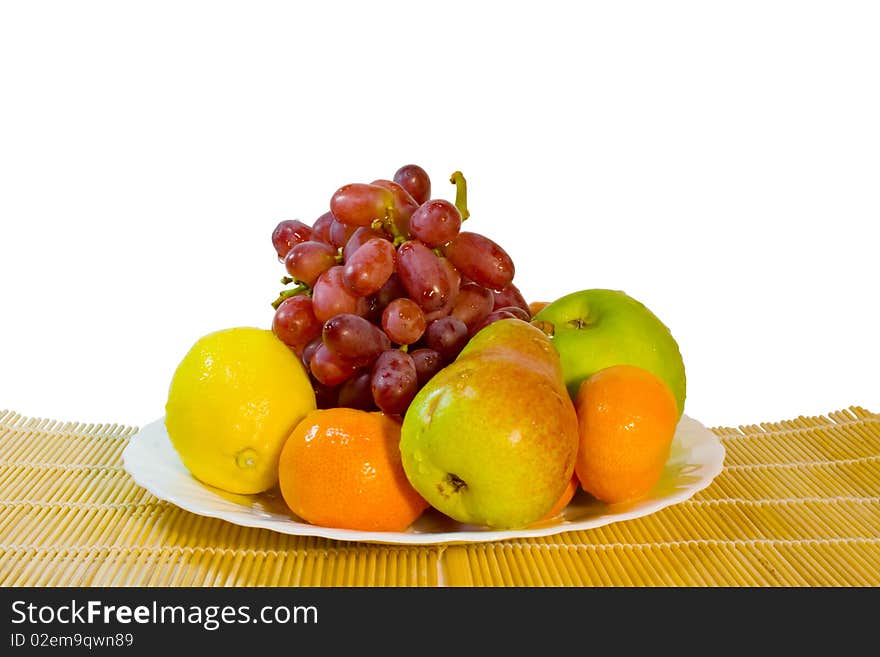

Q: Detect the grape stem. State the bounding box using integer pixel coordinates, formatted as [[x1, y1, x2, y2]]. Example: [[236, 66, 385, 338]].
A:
[[450, 171, 470, 221], [271, 284, 309, 310], [280, 276, 294, 285], [371, 218, 407, 247]]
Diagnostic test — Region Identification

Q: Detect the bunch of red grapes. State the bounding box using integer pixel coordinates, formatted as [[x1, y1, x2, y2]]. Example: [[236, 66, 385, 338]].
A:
[[270, 164, 531, 416]]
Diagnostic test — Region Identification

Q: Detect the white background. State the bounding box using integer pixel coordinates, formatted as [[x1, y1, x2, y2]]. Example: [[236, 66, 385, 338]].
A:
[[1, 1, 877, 429]]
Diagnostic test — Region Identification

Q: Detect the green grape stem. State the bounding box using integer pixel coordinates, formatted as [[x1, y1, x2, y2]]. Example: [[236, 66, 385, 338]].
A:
[[271, 284, 309, 310], [371, 218, 407, 247], [450, 171, 470, 221]]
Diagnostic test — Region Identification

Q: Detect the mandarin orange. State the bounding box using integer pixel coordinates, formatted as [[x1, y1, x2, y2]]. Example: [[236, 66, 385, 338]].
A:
[[538, 473, 579, 522], [574, 364, 678, 504], [528, 300, 550, 317], [278, 408, 428, 532]]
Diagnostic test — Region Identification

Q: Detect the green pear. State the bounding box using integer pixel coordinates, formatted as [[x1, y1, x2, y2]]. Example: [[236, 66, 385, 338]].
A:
[[399, 319, 579, 529], [532, 289, 686, 415]]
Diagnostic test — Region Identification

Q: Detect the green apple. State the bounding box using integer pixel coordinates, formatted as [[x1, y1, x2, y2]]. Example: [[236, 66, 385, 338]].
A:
[[532, 289, 686, 415], [399, 319, 579, 529]]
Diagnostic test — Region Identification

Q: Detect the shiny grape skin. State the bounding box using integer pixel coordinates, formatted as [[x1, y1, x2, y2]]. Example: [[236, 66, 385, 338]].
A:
[[272, 295, 323, 355], [396, 241, 452, 313], [370, 179, 419, 236], [382, 298, 427, 345], [363, 295, 383, 325], [272, 220, 313, 261], [409, 199, 462, 247], [311, 266, 370, 323], [342, 238, 396, 297], [337, 371, 376, 411], [451, 282, 495, 331], [424, 257, 461, 322], [330, 183, 393, 227], [309, 343, 359, 386], [370, 349, 418, 416], [374, 273, 407, 309], [410, 348, 443, 387], [329, 218, 359, 248], [312, 211, 335, 244], [284, 240, 337, 286], [393, 164, 431, 205], [321, 313, 390, 366], [424, 317, 469, 361], [445, 231, 515, 291], [301, 336, 323, 371], [492, 283, 530, 314], [495, 305, 530, 322], [343, 226, 387, 261], [471, 309, 519, 335]]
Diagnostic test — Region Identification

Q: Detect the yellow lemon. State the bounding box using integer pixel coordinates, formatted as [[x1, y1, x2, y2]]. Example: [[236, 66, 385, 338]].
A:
[[165, 327, 315, 495]]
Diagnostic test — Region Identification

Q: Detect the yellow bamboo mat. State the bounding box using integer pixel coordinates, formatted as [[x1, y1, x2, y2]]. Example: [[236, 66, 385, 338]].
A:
[[1, 406, 878, 587]]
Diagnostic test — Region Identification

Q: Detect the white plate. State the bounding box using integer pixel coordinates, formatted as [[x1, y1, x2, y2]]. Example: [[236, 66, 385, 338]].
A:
[[122, 415, 725, 545]]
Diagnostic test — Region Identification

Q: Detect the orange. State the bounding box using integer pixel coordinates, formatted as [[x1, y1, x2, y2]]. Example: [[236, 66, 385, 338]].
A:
[[528, 300, 550, 317], [574, 364, 678, 504], [538, 473, 579, 521], [278, 408, 429, 532]]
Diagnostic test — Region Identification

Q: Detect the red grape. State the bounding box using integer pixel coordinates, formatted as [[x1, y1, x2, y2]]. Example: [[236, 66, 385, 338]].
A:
[[272, 220, 313, 261], [312, 211, 335, 244], [342, 238, 396, 296], [321, 313, 391, 366], [363, 298, 383, 326], [451, 282, 495, 330], [472, 310, 519, 335], [329, 218, 358, 248], [445, 231, 514, 291], [492, 283, 529, 314], [284, 240, 337, 286], [496, 305, 530, 322], [310, 343, 359, 386], [424, 317, 469, 361], [371, 179, 419, 236], [343, 226, 387, 261], [337, 371, 375, 411], [393, 164, 431, 205], [272, 295, 322, 355], [411, 348, 443, 387], [382, 298, 427, 345], [375, 273, 407, 309], [311, 266, 370, 322], [268, 165, 526, 416], [397, 240, 452, 312], [425, 257, 461, 322], [302, 336, 323, 370], [312, 381, 339, 410], [409, 199, 462, 247], [371, 350, 418, 415], [330, 183, 393, 227]]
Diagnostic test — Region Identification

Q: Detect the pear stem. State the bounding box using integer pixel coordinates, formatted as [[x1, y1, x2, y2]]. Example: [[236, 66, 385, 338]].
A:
[[449, 171, 470, 221]]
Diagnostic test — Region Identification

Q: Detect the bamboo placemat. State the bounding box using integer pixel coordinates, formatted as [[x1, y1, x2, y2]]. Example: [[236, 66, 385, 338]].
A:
[[1, 406, 878, 587]]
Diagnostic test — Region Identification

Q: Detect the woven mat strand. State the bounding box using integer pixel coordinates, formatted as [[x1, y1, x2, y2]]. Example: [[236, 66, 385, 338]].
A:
[[0, 406, 878, 586]]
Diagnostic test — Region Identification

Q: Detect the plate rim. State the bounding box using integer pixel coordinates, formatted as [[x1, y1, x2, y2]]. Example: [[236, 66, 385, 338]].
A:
[[122, 414, 726, 546]]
